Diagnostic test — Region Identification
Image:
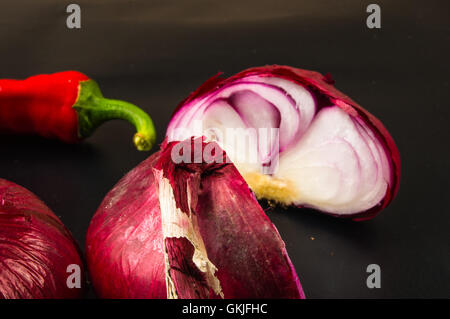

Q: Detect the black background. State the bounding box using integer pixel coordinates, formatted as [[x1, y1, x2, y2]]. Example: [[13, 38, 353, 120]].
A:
[[0, 0, 449, 298]]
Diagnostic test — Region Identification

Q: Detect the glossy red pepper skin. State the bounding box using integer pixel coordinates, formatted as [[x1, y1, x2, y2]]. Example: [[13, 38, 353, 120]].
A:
[[0, 71, 156, 151], [0, 71, 89, 143]]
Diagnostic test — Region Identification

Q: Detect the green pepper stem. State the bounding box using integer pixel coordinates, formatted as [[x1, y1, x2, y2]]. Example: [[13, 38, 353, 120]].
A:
[[73, 80, 156, 151]]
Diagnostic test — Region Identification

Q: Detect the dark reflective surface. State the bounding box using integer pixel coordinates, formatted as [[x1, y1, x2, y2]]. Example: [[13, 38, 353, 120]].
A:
[[0, 0, 449, 298]]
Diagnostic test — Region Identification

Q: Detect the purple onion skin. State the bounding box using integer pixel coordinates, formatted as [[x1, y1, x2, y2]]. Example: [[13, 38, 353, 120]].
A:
[[86, 153, 166, 298], [86, 139, 304, 299], [156, 138, 304, 298], [168, 65, 401, 220], [0, 179, 84, 299]]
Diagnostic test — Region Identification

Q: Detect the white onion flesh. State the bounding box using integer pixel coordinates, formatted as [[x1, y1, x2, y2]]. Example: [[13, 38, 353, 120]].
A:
[[167, 75, 391, 215]]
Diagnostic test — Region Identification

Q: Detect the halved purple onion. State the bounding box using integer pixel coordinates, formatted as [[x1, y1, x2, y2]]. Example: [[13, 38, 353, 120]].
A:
[[166, 65, 400, 219]]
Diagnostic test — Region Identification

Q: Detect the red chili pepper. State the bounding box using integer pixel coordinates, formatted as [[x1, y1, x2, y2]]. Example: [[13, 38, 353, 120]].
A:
[[0, 71, 156, 151]]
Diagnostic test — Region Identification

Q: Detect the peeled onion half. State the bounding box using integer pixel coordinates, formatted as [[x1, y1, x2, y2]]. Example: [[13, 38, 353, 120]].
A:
[[166, 65, 400, 219]]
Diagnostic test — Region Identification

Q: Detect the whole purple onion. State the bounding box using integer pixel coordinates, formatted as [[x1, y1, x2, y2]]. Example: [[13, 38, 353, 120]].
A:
[[0, 179, 84, 299], [86, 139, 304, 299]]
